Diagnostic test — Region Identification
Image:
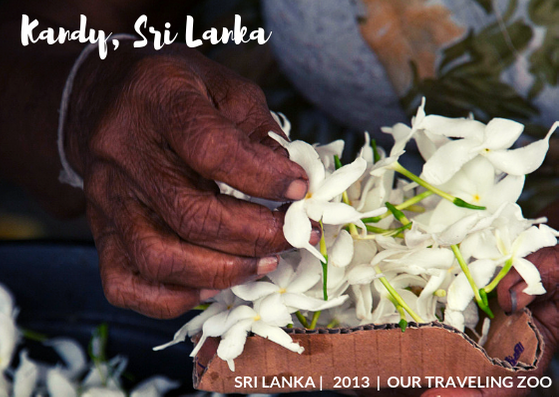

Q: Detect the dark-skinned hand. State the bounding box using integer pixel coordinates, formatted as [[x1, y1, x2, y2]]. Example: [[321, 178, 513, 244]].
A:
[[421, 245, 558, 397], [63, 42, 314, 319]]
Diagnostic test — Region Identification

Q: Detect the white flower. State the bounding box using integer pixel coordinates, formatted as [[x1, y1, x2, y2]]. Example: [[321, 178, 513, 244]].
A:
[[46, 368, 78, 397], [0, 284, 17, 374], [44, 337, 87, 380], [420, 116, 558, 185], [153, 289, 244, 352], [314, 140, 345, 171], [82, 355, 127, 391], [270, 132, 386, 261], [232, 254, 348, 313], [371, 273, 426, 324], [214, 294, 303, 371], [12, 350, 38, 397], [437, 156, 525, 214], [129, 376, 180, 397]]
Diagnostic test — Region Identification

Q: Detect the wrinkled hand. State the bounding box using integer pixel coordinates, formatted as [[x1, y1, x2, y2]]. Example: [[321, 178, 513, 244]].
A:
[[64, 43, 311, 318], [422, 245, 559, 397]]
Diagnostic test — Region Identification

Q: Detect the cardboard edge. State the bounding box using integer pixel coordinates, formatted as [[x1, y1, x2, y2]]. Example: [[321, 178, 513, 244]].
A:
[[193, 307, 544, 393]]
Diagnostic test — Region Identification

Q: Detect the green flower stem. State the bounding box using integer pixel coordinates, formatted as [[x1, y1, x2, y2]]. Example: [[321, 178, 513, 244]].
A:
[[371, 139, 381, 163], [391, 162, 486, 211], [20, 328, 48, 342], [451, 245, 494, 318], [395, 304, 408, 332], [309, 311, 322, 330], [318, 220, 329, 302], [375, 266, 425, 323], [295, 311, 309, 328], [362, 190, 433, 223], [484, 258, 514, 294], [89, 323, 110, 386], [192, 303, 211, 311], [327, 318, 340, 328], [385, 202, 410, 225], [365, 222, 411, 238]]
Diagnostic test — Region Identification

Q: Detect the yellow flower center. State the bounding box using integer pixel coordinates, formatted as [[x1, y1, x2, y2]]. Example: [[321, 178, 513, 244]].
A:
[[253, 314, 261, 321], [278, 288, 287, 294], [473, 194, 481, 202]]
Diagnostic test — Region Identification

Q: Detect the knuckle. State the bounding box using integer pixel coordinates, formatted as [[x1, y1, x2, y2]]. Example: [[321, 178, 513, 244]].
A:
[[174, 193, 221, 242], [132, 234, 171, 281], [207, 257, 243, 289]]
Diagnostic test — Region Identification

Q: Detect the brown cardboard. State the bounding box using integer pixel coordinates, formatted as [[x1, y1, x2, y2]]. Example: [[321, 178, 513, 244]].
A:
[[193, 307, 544, 393]]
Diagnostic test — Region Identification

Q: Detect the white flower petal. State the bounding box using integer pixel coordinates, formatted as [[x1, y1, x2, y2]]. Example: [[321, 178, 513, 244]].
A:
[[485, 122, 557, 175], [216, 318, 254, 371], [46, 368, 78, 397], [267, 259, 296, 288], [347, 265, 378, 285], [81, 387, 126, 397], [484, 175, 525, 213], [13, 350, 38, 397], [44, 338, 87, 380], [417, 272, 447, 321], [0, 284, 14, 317], [443, 309, 465, 331], [352, 284, 373, 321], [283, 200, 325, 261], [231, 282, 278, 302], [513, 257, 546, 295], [256, 294, 292, 326], [422, 139, 479, 185], [251, 321, 304, 354], [512, 225, 557, 259], [270, 112, 291, 137], [315, 140, 345, 170], [0, 312, 17, 371], [329, 230, 354, 268], [314, 157, 367, 201], [283, 293, 347, 312], [190, 305, 256, 358], [420, 115, 485, 139], [483, 118, 524, 150], [287, 252, 321, 293], [130, 376, 180, 397]]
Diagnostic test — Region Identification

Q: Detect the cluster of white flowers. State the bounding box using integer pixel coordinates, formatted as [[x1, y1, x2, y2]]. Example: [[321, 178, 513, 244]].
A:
[[157, 100, 558, 372], [0, 283, 179, 397]]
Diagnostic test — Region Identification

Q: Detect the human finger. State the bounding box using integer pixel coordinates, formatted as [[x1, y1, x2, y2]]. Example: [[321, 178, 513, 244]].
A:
[[87, 205, 217, 319], [94, 188, 278, 290], [160, 84, 308, 201]]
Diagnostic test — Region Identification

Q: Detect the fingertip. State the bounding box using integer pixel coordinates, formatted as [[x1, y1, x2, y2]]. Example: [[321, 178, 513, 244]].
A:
[[257, 255, 279, 275], [310, 226, 321, 246], [285, 179, 308, 201], [200, 289, 221, 302]]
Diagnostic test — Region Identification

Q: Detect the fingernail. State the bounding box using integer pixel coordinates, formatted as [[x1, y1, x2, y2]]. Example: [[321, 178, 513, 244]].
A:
[[285, 179, 307, 200], [257, 256, 279, 275], [510, 289, 517, 313], [310, 227, 321, 245], [200, 289, 220, 302]]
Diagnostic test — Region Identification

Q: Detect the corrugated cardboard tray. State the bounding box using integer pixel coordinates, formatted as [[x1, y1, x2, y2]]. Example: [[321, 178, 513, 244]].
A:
[[193, 306, 543, 393]]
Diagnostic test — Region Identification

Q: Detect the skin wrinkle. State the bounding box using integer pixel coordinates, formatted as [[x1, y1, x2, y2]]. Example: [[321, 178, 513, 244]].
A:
[[63, 43, 305, 318]]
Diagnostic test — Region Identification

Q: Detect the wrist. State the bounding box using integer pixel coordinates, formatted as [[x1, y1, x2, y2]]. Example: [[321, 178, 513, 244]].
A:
[[61, 36, 143, 183]]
